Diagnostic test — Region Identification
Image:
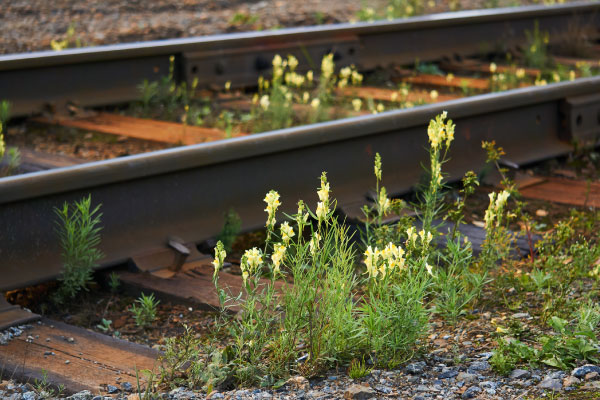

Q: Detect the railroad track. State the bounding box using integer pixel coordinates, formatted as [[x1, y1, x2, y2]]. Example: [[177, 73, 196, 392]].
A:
[[1, 2, 599, 117], [0, 1, 599, 289], [0, 3, 600, 393]]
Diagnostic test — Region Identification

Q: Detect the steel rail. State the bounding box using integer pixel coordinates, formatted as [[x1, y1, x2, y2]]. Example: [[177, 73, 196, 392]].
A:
[[1, 2, 599, 116], [1, 77, 600, 291]]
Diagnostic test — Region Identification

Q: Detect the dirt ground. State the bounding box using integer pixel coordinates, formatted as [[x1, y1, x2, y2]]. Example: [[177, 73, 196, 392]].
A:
[[0, 0, 587, 55]]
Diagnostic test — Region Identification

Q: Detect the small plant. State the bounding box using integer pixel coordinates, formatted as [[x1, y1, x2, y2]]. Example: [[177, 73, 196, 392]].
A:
[[96, 318, 112, 332], [53, 195, 103, 303], [108, 272, 120, 293], [432, 237, 487, 323], [229, 12, 259, 27], [0, 100, 10, 126], [356, 0, 429, 21], [158, 325, 232, 391], [135, 56, 199, 121], [215, 208, 242, 253], [348, 358, 371, 379], [491, 303, 600, 373], [523, 21, 550, 69], [50, 23, 84, 51], [135, 367, 161, 400], [130, 293, 160, 328], [0, 100, 21, 176], [34, 369, 65, 399], [2, 147, 21, 176]]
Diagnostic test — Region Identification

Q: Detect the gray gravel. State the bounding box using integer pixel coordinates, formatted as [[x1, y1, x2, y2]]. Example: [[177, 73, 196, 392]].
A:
[[3, 356, 600, 399]]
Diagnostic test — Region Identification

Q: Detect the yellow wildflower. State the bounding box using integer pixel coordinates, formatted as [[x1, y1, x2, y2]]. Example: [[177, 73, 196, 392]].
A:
[[351, 70, 363, 85], [212, 241, 227, 280], [425, 263, 434, 276], [287, 55, 299, 71], [316, 201, 327, 221], [271, 243, 287, 275], [264, 190, 281, 228], [241, 247, 263, 284], [321, 53, 335, 80], [303, 91, 310, 103], [280, 221, 295, 244], [259, 95, 270, 111], [374, 153, 382, 181]]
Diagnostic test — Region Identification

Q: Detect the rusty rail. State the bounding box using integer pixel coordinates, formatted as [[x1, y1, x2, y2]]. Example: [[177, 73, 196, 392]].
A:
[[1, 78, 600, 291], [1, 2, 599, 116]]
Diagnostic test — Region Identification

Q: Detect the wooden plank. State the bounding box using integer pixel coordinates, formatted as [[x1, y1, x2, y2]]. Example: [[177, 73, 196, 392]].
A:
[[0, 318, 158, 394], [0, 297, 39, 331], [335, 86, 460, 103], [520, 177, 600, 208], [34, 113, 244, 145], [554, 56, 600, 68], [119, 258, 284, 312], [220, 99, 369, 117], [440, 60, 540, 78], [400, 73, 490, 90]]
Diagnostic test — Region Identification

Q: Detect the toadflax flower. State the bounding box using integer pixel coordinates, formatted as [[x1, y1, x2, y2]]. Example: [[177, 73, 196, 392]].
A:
[[317, 174, 330, 203], [364, 246, 380, 278], [280, 221, 295, 244], [378, 187, 391, 216], [212, 241, 226, 281], [287, 55, 299, 71], [271, 243, 287, 275], [264, 190, 281, 229], [321, 53, 334, 80], [484, 190, 510, 228], [406, 226, 417, 246], [365, 242, 406, 280], [316, 202, 327, 221], [296, 200, 309, 226], [316, 172, 330, 221], [259, 95, 270, 111], [427, 111, 455, 149], [241, 247, 263, 285], [425, 263, 434, 276]]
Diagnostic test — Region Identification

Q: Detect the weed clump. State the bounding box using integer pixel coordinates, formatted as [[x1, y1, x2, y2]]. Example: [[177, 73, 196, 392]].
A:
[[130, 293, 160, 328], [53, 195, 103, 303], [151, 112, 600, 392], [0, 100, 21, 176]]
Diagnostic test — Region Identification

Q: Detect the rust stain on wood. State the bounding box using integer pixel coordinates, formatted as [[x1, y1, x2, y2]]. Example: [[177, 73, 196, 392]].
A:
[[0, 318, 158, 394], [34, 113, 245, 145], [520, 177, 600, 208], [401, 74, 489, 91]]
